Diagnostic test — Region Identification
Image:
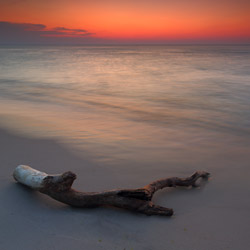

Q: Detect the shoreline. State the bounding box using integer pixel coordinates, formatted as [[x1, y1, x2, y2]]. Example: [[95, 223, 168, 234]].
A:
[[0, 127, 250, 249]]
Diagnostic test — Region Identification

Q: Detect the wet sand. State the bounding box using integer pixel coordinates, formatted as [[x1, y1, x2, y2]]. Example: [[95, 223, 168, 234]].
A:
[[0, 127, 250, 250]]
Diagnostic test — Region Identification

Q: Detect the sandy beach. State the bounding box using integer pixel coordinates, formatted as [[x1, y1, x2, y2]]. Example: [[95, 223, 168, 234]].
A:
[[1, 0, 250, 247], [0, 127, 249, 250]]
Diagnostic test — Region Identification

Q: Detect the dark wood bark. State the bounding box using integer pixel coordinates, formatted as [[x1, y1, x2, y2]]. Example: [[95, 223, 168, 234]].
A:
[[26, 170, 210, 216]]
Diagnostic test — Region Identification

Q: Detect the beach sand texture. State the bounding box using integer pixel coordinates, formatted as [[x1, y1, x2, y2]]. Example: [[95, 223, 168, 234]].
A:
[[0, 128, 250, 250]]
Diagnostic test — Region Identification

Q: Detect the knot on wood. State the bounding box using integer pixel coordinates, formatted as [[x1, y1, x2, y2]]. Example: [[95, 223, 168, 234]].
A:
[[42, 171, 76, 192]]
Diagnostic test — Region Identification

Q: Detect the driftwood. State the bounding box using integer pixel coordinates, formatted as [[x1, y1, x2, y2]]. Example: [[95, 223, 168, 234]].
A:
[[13, 165, 210, 216]]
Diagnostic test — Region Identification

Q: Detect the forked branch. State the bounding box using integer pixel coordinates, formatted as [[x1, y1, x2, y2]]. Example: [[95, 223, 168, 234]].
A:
[[13, 165, 210, 216]]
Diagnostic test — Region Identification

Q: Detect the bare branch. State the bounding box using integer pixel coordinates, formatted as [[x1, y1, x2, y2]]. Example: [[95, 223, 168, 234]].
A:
[[13, 165, 210, 216]]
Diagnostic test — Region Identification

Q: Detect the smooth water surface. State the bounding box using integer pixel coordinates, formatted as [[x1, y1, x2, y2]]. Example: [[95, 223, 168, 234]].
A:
[[0, 45, 250, 167]]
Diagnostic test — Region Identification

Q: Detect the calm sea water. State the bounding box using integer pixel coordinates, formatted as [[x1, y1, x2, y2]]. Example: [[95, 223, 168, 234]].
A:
[[0, 45, 250, 168]]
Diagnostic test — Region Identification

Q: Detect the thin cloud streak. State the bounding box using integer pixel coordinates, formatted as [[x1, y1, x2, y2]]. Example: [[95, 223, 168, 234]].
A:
[[0, 21, 97, 44], [0, 21, 94, 37]]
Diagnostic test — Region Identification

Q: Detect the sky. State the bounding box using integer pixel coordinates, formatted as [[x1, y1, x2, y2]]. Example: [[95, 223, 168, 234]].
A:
[[0, 0, 250, 44]]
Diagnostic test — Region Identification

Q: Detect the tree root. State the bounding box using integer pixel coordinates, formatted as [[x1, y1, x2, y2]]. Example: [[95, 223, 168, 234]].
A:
[[13, 165, 210, 216]]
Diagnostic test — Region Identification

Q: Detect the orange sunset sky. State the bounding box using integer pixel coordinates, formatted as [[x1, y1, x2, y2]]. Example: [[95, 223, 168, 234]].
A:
[[0, 0, 250, 44]]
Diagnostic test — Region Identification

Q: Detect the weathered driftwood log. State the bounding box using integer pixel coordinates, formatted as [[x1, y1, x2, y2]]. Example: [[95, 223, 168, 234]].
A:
[[13, 165, 210, 216]]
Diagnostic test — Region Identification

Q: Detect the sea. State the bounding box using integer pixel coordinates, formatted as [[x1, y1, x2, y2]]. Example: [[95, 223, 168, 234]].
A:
[[0, 45, 250, 170]]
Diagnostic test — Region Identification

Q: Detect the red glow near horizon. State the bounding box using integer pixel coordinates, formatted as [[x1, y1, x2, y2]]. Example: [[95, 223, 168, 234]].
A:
[[0, 0, 249, 43]]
